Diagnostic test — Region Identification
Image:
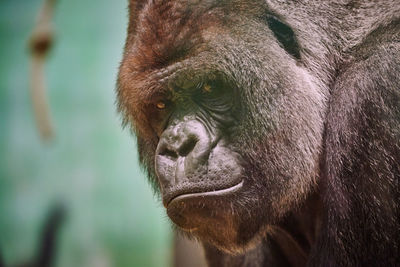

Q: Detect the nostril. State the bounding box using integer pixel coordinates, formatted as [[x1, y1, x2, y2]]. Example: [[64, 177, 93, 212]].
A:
[[178, 137, 198, 157], [159, 148, 178, 160]]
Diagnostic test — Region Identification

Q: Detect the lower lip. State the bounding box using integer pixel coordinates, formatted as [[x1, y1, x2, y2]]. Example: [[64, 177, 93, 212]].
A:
[[167, 180, 244, 206]]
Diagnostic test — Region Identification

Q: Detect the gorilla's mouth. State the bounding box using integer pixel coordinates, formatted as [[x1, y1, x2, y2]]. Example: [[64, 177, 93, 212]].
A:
[[168, 180, 244, 206], [166, 180, 244, 231], [157, 140, 245, 208]]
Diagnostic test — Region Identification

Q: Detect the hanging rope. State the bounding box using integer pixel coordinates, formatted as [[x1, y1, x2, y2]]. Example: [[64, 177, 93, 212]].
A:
[[28, 0, 57, 140]]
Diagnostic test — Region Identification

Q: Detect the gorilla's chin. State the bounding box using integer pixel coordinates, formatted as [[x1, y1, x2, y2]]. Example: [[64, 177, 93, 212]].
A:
[[166, 180, 264, 253]]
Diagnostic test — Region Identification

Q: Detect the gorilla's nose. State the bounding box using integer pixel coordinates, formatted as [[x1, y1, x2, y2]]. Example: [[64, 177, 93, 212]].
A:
[[157, 119, 211, 161], [155, 119, 213, 189], [158, 132, 198, 159]]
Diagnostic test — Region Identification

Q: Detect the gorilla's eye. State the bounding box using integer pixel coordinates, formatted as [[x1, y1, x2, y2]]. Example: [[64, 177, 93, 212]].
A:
[[194, 78, 234, 112], [199, 79, 226, 100], [203, 84, 212, 93], [266, 15, 301, 60], [156, 101, 166, 110]]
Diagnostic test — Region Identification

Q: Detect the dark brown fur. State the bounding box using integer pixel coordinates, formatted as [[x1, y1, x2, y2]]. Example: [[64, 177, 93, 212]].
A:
[[117, 0, 400, 266]]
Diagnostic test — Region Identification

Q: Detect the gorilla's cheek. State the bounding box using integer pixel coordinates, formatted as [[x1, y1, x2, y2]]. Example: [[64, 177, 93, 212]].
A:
[[206, 145, 243, 188]]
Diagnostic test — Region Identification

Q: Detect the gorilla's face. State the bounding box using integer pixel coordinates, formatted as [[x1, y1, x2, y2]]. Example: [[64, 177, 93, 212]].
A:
[[118, 0, 326, 253]]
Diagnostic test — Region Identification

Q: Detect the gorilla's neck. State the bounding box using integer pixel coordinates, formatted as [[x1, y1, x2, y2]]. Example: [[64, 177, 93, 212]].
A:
[[270, 192, 323, 267], [204, 192, 323, 267]]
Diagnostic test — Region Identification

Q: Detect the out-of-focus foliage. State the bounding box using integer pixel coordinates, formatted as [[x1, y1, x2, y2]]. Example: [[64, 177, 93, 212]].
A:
[[0, 0, 171, 266]]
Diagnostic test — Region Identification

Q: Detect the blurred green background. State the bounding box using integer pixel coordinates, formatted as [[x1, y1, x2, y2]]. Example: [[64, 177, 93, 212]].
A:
[[0, 0, 172, 266]]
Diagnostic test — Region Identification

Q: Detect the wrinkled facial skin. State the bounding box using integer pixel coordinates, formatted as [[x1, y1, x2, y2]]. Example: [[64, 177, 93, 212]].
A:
[[117, 0, 326, 253]]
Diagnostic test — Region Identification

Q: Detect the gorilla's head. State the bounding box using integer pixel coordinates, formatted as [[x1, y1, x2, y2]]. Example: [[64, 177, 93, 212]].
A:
[[117, 0, 326, 253]]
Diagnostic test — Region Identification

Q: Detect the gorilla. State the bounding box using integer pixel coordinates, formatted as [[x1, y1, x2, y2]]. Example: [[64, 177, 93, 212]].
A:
[[117, 0, 400, 266]]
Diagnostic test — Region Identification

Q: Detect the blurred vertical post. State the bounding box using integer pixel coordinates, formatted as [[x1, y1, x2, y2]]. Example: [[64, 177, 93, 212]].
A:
[[28, 0, 57, 140]]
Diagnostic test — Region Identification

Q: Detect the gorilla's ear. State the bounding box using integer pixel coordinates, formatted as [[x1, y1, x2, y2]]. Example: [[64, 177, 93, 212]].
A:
[[266, 15, 301, 60]]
